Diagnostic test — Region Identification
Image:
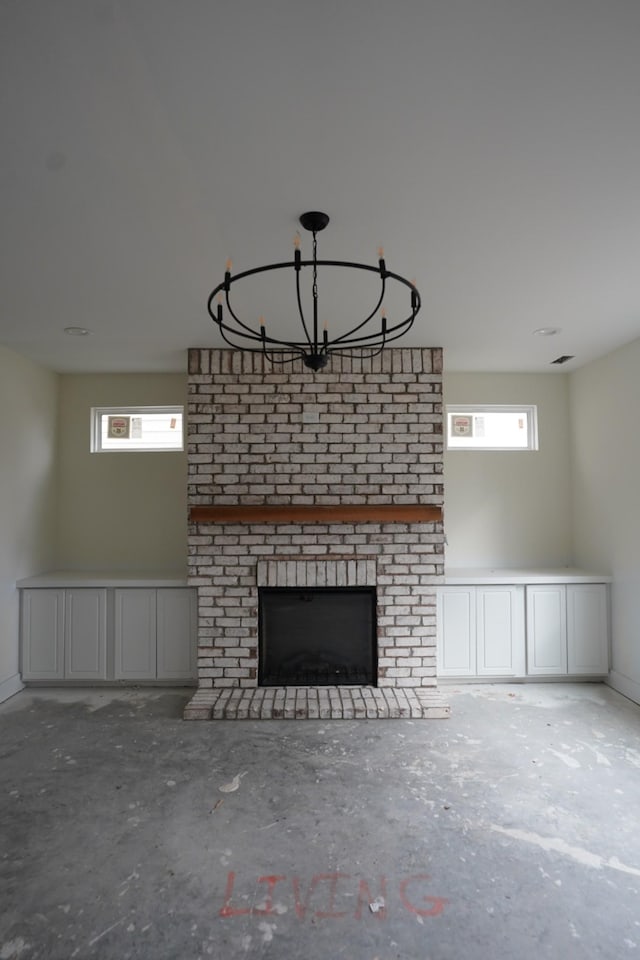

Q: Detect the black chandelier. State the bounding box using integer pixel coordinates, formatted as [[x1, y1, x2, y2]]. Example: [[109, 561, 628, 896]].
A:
[[207, 211, 421, 372]]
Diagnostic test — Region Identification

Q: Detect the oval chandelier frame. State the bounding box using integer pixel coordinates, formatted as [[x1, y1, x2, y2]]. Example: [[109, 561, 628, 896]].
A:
[[207, 211, 421, 371]]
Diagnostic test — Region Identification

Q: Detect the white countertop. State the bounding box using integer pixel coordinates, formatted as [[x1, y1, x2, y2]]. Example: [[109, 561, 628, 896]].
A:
[[17, 571, 190, 588], [445, 568, 611, 584], [17, 568, 611, 587]]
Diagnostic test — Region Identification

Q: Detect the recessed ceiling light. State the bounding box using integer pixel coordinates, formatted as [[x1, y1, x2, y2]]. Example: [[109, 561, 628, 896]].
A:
[[533, 327, 561, 336], [551, 355, 575, 365], [64, 326, 91, 336]]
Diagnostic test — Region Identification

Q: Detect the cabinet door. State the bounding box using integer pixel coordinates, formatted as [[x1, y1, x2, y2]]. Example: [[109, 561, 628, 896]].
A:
[[567, 584, 609, 675], [65, 589, 107, 680], [437, 587, 476, 676], [114, 589, 157, 679], [526, 585, 567, 675], [156, 589, 197, 680], [476, 585, 525, 677], [21, 589, 65, 680]]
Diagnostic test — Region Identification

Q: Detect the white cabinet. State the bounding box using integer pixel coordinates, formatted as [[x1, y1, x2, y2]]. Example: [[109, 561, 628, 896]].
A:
[[21, 588, 107, 681], [437, 587, 475, 677], [21, 589, 65, 680], [115, 589, 157, 680], [526, 585, 568, 676], [526, 583, 608, 677], [439, 573, 609, 681], [65, 589, 108, 680], [20, 577, 197, 684], [438, 585, 524, 678], [156, 588, 197, 680], [567, 584, 609, 675], [477, 585, 526, 677], [115, 588, 196, 681]]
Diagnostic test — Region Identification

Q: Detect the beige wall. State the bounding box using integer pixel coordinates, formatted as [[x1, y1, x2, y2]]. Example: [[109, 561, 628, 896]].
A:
[[0, 346, 58, 700], [443, 372, 572, 568], [570, 337, 640, 704], [55, 374, 188, 573], [4, 353, 635, 703]]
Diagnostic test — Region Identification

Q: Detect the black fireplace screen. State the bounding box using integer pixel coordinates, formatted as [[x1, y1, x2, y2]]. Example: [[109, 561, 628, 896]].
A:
[[258, 587, 377, 686]]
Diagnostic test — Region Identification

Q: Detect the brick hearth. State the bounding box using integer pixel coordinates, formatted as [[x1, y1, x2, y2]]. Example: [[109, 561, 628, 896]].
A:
[[184, 686, 450, 721]]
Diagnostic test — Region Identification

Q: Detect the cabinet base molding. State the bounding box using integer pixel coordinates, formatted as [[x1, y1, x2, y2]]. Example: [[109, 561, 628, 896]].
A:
[[437, 675, 608, 685], [21, 679, 198, 688]]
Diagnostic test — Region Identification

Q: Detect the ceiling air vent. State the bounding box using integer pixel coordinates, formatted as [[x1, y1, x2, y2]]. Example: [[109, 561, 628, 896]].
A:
[[550, 355, 575, 365]]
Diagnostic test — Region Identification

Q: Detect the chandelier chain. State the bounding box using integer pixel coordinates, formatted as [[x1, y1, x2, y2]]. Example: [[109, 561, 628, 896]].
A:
[[312, 232, 319, 304]]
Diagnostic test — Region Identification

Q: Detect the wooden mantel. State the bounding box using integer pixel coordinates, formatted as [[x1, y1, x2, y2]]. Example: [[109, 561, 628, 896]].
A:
[[189, 504, 443, 524]]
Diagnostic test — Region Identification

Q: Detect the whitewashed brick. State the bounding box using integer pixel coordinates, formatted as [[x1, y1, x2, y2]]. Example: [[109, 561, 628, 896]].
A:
[[187, 347, 444, 696]]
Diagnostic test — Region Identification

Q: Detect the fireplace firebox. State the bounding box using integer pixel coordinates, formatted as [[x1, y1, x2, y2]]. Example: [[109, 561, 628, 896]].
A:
[[258, 587, 377, 686]]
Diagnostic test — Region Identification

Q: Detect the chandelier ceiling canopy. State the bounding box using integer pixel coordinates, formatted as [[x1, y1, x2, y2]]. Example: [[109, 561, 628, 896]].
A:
[[207, 212, 421, 372]]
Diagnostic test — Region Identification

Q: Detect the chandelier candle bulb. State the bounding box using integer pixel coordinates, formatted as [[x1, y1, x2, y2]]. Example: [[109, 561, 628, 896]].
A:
[[378, 246, 386, 275], [381, 310, 387, 336]]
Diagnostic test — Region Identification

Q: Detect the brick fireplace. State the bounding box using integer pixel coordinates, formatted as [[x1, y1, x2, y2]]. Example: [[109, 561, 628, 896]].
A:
[[184, 347, 449, 720]]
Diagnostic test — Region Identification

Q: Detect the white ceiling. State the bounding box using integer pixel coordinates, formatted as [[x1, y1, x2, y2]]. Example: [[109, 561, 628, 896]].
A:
[[2, 0, 640, 374]]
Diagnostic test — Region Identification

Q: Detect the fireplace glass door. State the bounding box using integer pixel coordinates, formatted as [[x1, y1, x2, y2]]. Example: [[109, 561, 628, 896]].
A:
[[258, 587, 377, 686]]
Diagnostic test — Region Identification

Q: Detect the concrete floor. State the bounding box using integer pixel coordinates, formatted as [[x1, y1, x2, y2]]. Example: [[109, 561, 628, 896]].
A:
[[1, 683, 640, 960]]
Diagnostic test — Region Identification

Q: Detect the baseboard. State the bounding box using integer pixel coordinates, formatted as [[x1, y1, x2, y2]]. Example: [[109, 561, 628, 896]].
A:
[[607, 670, 640, 707], [0, 673, 24, 705]]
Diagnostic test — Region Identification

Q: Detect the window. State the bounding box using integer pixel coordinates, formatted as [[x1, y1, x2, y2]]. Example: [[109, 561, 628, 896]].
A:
[[446, 404, 538, 451], [91, 406, 184, 452]]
